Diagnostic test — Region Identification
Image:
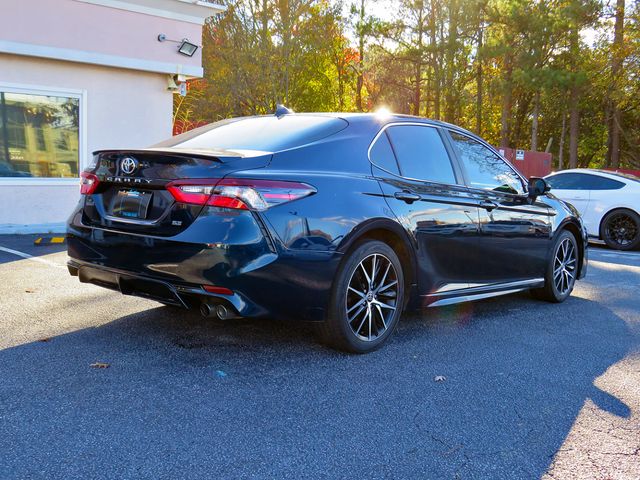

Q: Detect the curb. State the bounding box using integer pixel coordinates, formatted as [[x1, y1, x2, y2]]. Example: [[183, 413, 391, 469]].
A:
[[34, 236, 66, 246]]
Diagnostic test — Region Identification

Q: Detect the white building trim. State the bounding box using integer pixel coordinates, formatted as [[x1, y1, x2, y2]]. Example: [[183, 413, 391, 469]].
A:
[[75, 0, 225, 25], [0, 40, 204, 78], [0, 81, 88, 186]]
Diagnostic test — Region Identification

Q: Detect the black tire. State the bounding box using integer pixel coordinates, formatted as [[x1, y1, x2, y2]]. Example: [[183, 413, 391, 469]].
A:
[[600, 209, 640, 251], [316, 240, 404, 353], [531, 230, 579, 303]]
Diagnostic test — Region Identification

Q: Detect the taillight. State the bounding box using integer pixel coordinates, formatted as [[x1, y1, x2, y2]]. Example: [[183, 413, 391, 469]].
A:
[[165, 180, 219, 205], [80, 172, 99, 195], [167, 178, 316, 211]]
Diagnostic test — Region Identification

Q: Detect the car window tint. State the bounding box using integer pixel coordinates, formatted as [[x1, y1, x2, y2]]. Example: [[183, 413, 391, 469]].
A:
[[385, 125, 456, 183], [369, 132, 399, 175], [449, 132, 524, 194], [545, 173, 584, 190], [547, 173, 625, 190], [599, 171, 640, 183], [153, 115, 348, 152], [584, 175, 625, 190]]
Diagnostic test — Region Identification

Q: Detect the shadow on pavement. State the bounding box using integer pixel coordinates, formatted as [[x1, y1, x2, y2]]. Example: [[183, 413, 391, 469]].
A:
[[0, 294, 636, 479], [0, 234, 66, 265]]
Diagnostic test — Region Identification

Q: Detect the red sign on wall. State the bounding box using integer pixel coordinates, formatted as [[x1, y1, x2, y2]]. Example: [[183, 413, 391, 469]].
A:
[[497, 147, 552, 179]]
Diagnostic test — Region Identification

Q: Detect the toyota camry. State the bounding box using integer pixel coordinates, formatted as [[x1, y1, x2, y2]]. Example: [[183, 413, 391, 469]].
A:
[[67, 110, 588, 352]]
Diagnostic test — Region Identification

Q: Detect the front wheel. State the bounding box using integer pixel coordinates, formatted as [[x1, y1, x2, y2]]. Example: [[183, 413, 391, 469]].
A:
[[531, 230, 578, 303], [601, 209, 640, 251], [317, 240, 404, 353]]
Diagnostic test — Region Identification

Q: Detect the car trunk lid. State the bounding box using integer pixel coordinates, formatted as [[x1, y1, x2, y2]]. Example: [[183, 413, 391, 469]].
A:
[[82, 149, 271, 236]]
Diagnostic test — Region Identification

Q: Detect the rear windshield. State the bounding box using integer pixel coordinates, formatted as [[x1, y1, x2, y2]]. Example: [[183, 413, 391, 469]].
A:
[[154, 115, 348, 152]]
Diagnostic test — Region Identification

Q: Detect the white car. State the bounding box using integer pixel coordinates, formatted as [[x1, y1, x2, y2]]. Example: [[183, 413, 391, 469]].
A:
[[545, 169, 640, 250]]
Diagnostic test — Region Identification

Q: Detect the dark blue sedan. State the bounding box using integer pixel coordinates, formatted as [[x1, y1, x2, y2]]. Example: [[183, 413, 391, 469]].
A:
[[67, 110, 587, 352]]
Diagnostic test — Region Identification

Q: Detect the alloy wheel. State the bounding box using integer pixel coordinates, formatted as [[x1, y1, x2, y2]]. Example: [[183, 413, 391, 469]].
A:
[[553, 237, 577, 296], [345, 253, 399, 341], [605, 213, 639, 248]]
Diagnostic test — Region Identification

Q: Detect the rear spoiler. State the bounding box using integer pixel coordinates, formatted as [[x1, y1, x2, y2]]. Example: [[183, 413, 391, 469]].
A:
[[92, 148, 272, 161]]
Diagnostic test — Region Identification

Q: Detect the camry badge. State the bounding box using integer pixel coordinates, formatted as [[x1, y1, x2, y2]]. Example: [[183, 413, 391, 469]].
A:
[[120, 157, 138, 175]]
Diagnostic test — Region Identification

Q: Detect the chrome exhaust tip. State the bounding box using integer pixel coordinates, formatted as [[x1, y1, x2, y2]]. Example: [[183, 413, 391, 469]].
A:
[[200, 302, 240, 320], [200, 302, 215, 318], [215, 304, 231, 320], [215, 304, 241, 320]]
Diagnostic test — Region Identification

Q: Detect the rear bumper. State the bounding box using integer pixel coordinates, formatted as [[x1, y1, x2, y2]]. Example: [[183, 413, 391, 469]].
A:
[[66, 214, 342, 320], [68, 259, 254, 315]]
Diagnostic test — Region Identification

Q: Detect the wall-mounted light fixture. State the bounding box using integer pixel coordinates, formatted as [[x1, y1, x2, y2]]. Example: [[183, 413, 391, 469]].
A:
[[177, 40, 198, 57], [157, 34, 199, 57]]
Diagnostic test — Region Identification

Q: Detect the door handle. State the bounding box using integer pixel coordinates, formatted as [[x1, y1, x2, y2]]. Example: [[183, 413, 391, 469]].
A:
[[479, 200, 498, 211], [394, 191, 421, 203]]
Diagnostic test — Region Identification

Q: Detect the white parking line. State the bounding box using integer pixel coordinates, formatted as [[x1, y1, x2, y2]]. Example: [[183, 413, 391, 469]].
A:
[[592, 251, 640, 260], [0, 246, 66, 269], [590, 260, 640, 274]]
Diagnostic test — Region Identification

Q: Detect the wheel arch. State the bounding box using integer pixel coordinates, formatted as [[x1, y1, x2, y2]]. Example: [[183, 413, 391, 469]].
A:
[[556, 219, 586, 278], [337, 219, 418, 294]]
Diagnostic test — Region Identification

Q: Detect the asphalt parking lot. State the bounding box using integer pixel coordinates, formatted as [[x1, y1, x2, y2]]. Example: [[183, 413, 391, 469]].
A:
[[0, 236, 638, 479]]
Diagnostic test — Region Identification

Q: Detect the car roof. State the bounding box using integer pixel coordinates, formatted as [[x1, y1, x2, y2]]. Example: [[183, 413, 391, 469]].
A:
[[546, 168, 635, 181], [293, 113, 493, 154], [305, 111, 474, 134], [154, 111, 487, 157]]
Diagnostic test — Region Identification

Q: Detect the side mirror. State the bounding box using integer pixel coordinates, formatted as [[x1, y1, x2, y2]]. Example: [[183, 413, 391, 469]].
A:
[[528, 177, 550, 199]]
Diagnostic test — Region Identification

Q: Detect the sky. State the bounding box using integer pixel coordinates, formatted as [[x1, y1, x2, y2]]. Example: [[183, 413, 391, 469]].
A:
[[341, 0, 611, 48]]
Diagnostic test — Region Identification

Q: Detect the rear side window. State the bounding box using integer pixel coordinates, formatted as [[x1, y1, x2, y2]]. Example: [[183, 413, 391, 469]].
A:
[[369, 132, 400, 175], [449, 131, 524, 194], [547, 173, 624, 190], [590, 176, 626, 189], [385, 125, 456, 184], [601, 171, 640, 183]]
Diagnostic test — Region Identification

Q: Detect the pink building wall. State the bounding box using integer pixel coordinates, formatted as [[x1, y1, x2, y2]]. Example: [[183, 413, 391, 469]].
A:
[[2, 0, 207, 73], [0, 0, 221, 232]]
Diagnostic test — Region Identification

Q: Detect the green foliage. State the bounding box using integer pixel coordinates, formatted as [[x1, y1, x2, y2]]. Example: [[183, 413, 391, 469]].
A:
[[175, 0, 640, 170]]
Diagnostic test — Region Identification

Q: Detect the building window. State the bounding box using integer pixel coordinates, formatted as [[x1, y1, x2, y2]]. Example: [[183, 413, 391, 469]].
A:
[[0, 90, 80, 178]]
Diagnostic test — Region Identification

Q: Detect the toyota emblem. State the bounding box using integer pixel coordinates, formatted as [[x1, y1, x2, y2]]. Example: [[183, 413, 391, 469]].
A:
[[120, 157, 138, 175]]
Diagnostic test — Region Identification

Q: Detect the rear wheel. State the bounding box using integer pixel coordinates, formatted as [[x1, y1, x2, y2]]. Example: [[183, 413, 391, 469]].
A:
[[601, 209, 640, 251], [317, 240, 404, 353], [531, 230, 578, 303]]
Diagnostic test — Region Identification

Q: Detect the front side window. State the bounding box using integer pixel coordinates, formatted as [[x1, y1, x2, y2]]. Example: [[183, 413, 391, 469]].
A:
[[545, 173, 587, 190], [0, 90, 80, 178], [449, 131, 524, 195], [385, 125, 456, 184]]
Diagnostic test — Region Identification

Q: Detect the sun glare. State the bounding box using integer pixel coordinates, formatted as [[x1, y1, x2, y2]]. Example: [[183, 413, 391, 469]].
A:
[[375, 106, 392, 118]]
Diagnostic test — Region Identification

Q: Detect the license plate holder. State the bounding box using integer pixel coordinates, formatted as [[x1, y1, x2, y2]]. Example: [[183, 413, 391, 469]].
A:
[[112, 189, 152, 220]]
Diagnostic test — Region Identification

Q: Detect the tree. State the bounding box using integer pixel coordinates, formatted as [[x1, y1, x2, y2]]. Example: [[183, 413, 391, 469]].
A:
[[350, 0, 379, 111], [606, 0, 626, 168], [173, 0, 640, 171]]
